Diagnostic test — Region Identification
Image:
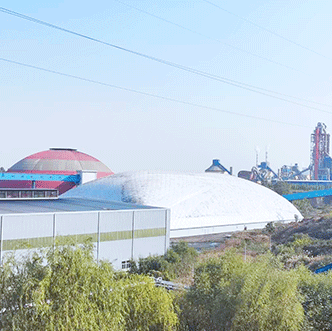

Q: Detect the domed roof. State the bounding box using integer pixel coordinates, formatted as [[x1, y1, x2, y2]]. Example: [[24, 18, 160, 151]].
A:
[[8, 148, 112, 174], [63, 170, 302, 237]]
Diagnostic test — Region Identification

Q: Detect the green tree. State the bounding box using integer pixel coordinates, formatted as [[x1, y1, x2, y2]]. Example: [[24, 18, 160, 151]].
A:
[[299, 268, 332, 331], [180, 251, 304, 331], [0, 242, 179, 331], [121, 274, 178, 331], [230, 258, 303, 331], [0, 251, 47, 330], [33, 243, 125, 330]]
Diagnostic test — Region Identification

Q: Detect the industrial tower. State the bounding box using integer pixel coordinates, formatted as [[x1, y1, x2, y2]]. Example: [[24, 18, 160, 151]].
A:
[[310, 123, 331, 180]]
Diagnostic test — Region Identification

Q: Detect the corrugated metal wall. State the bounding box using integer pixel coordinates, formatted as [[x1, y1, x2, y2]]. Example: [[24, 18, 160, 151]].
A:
[[0, 208, 170, 270]]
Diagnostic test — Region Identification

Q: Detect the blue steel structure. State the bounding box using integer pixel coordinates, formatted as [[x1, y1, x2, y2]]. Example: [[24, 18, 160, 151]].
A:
[[258, 162, 278, 178], [283, 188, 332, 201], [0, 172, 81, 187], [280, 165, 311, 180], [205, 159, 232, 175], [314, 263, 332, 274], [248, 161, 278, 182]]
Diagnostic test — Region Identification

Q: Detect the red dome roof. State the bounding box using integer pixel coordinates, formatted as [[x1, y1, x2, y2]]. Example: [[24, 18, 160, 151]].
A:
[[8, 148, 112, 174], [3, 148, 113, 194]]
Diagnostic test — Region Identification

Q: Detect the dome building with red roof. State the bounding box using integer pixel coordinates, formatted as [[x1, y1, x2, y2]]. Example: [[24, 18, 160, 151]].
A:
[[0, 148, 113, 194]]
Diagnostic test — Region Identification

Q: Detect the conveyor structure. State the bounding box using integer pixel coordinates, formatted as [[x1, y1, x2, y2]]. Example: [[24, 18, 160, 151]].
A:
[[283, 188, 332, 201], [0, 172, 81, 184]]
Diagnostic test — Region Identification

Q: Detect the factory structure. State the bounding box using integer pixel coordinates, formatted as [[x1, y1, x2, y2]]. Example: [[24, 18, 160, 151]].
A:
[[310, 122, 332, 180], [3, 122, 330, 267], [237, 122, 332, 184]]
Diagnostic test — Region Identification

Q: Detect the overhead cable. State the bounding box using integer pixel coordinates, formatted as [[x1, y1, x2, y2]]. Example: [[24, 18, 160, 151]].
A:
[[0, 57, 311, 128], [202, 0, 329, 59], [114, 0, 304, 74], [0, 6, 331, 112]]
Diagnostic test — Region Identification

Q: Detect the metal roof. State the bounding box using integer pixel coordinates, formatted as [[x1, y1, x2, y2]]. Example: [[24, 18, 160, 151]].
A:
[[205, 159, 230, 174], [8, 149, 113, 173], [64, 170, 303, 232], [0, 197, 159, 215]]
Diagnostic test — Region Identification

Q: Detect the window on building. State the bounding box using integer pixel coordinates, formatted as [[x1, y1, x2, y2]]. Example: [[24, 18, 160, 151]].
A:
[[45, 190, 58, 198], [33, 191, 46, 198], [21, 191, 33, 198], [7, 191, 19, 198], [122, 260, 131, 269]]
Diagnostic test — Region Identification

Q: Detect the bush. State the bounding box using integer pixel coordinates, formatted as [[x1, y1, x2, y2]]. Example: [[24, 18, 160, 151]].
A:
[[129, 241, 198, 280], [272, 181, 291, 195]]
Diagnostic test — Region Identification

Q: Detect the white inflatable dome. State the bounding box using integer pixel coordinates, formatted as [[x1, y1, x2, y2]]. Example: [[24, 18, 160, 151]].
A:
[[63, 171, 302, 238]]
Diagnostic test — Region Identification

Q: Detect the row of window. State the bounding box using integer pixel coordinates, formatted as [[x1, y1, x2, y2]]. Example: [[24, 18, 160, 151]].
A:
[[0, 189, 58, 199]]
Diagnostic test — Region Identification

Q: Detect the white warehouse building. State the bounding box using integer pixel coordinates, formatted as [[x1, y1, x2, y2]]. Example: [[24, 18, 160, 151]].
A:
[[0, 197, 169, 270], [63, 170, 302, 238]]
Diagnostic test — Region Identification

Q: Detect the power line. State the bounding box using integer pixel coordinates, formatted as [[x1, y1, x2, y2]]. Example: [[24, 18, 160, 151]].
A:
[[0, 57, 311, 128], [113, 0, 304, 75], [1, 7, 331, 112], [202, 0, 329, 59], [174, 68, 332, 114]]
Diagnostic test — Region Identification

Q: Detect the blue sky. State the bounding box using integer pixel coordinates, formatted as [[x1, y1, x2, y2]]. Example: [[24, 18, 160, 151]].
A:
[[1, 1, 332, 175]]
